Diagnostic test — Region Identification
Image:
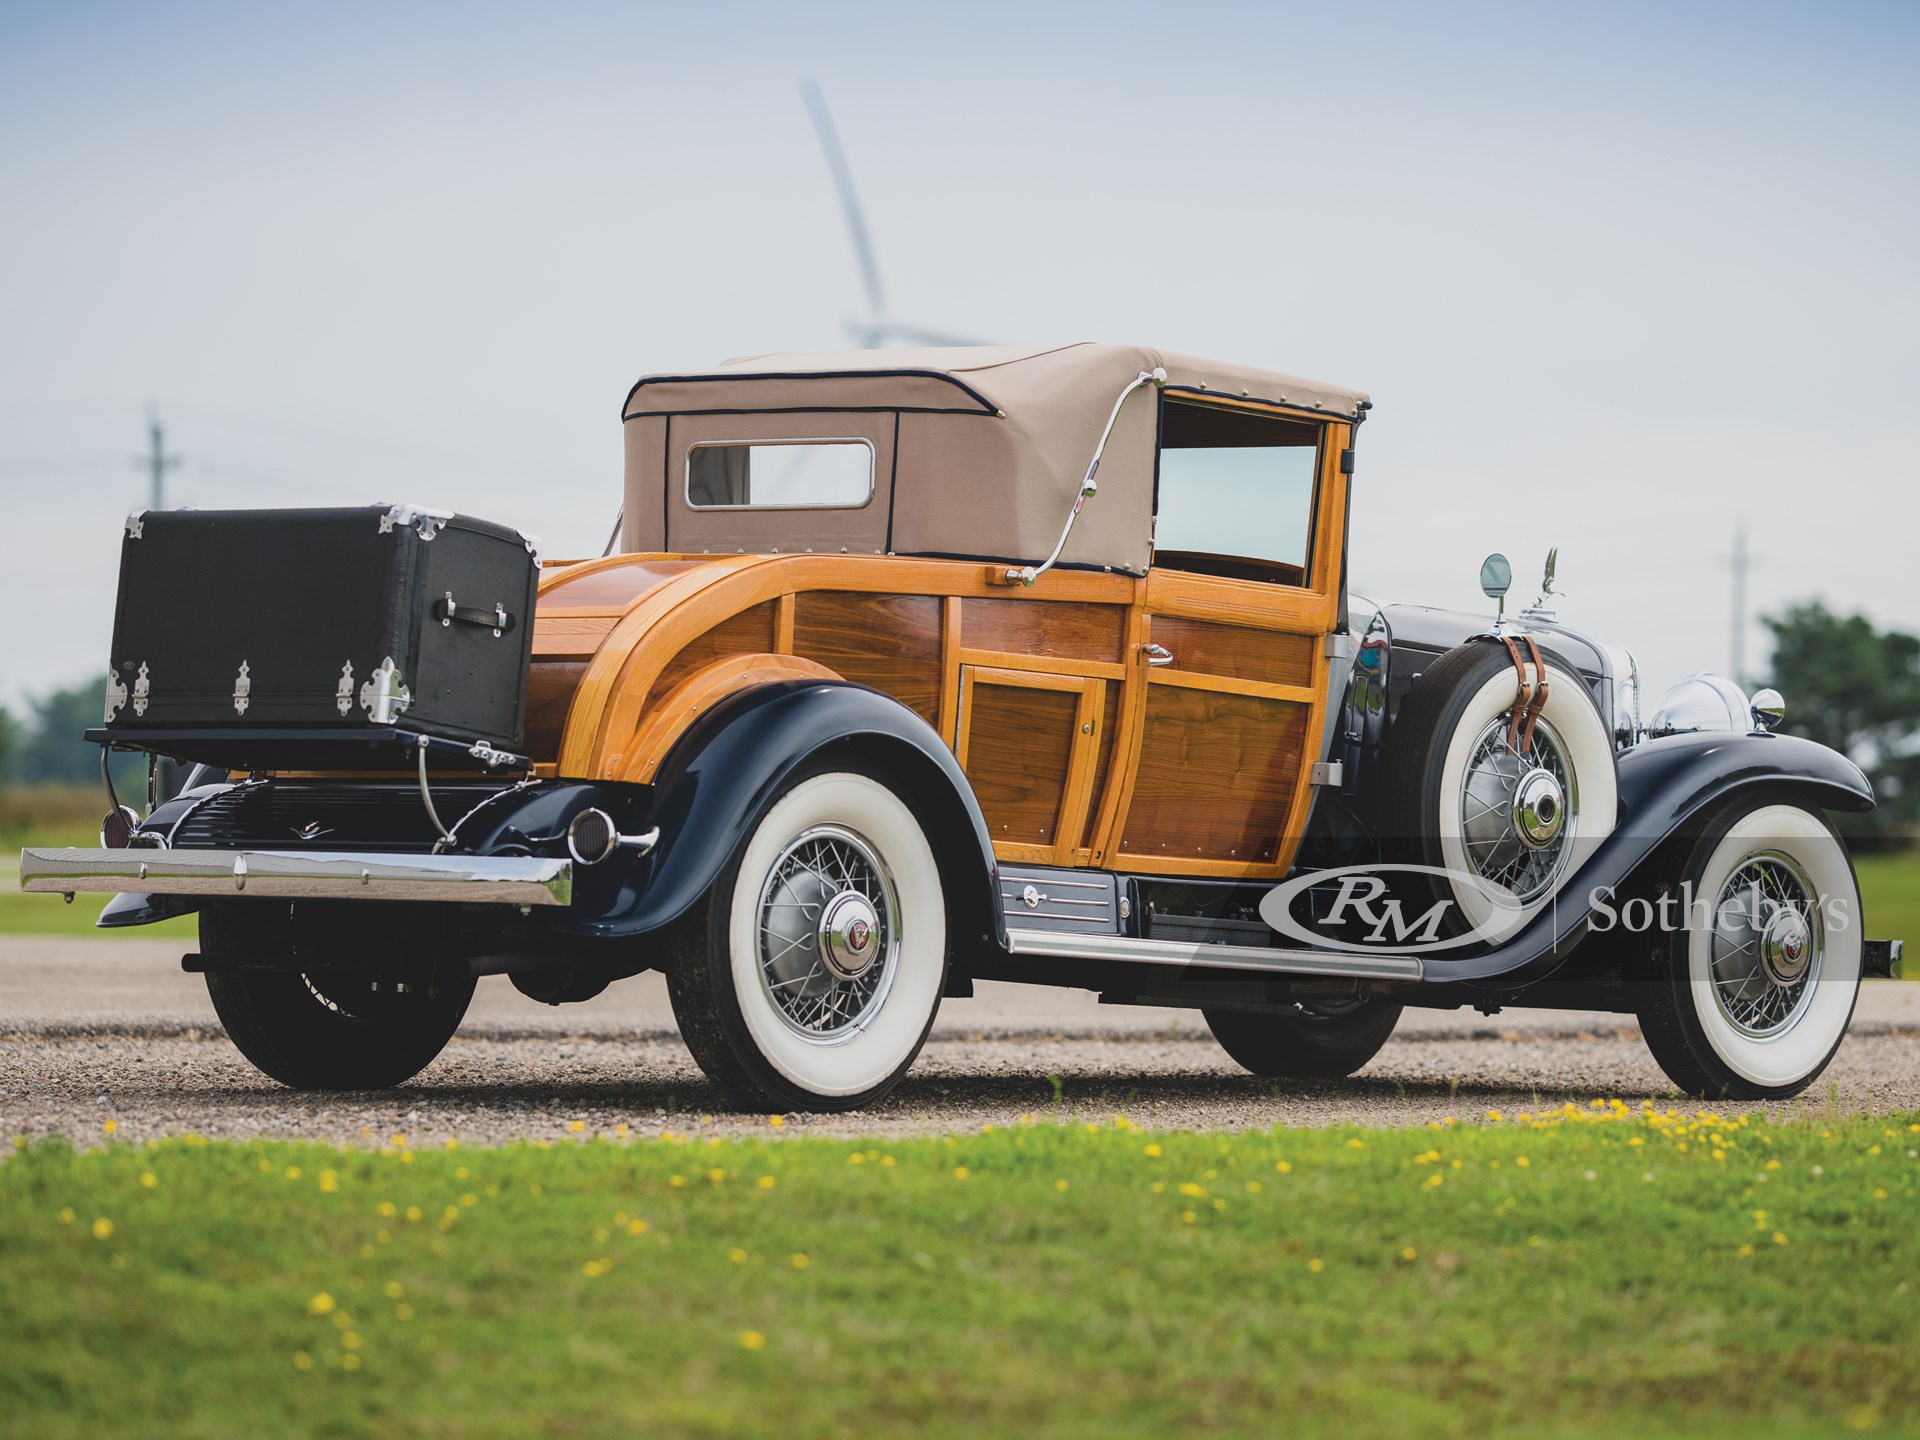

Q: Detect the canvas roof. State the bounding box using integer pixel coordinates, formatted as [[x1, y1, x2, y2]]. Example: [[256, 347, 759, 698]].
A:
[[619, 343, 1367, 575]]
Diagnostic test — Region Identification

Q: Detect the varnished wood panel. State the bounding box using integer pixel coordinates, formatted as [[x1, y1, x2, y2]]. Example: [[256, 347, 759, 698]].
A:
[[539, 558, 706, 610], [1077, 682, 1122, 854], [620, 654, 839, 783], [1144, 566, 1336, 633], [961, 598, 1126, 665], [793, 592, 943, 726], [652, 602, 778, 700], [531, 614, 621, 660], [1119, 687, 1309, 865], [525, 660, 589, 763], [1146, 617, 1314, 689], [961, 680, 1079, 848]]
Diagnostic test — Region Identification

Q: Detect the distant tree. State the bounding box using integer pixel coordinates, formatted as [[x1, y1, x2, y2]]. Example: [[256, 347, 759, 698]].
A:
[[9, 680, 146, 795], [1763, 602, 1920, 846], [13, 681, 112, 785], [0, 704, 17, 785]]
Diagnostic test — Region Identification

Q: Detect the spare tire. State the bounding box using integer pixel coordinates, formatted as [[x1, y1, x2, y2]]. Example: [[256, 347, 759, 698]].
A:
[[1378, 640, 1616, 942]]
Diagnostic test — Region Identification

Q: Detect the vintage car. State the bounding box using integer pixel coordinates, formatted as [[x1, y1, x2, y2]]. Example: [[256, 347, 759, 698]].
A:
[[21, 343, 1903, 1109]]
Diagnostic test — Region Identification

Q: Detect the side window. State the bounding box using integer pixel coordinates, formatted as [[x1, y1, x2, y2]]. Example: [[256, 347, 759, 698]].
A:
[[686, 439, 875, 509], [1153, 401, 1321, 586]]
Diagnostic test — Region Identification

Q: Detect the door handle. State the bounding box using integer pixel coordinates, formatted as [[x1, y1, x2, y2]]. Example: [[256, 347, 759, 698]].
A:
[[1141, 643, 1174, 667]]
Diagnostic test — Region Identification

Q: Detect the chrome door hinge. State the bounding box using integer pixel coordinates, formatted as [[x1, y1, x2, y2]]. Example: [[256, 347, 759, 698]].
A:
[[1309, 761, 1343, 787]]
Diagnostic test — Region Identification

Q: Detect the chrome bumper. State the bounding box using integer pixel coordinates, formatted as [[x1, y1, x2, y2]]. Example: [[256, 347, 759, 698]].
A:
[[17, 847, 572, 908]]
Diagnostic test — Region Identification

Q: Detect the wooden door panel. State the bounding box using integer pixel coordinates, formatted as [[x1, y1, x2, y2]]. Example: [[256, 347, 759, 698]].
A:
[[956, 666, 1106, 865], [1118, 686, 1310, 867]]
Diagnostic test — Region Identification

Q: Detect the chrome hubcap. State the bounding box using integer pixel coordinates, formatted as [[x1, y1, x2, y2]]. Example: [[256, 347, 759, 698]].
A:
[[1710, 851, 1823, 1037], [1459, 716, 1577, 904], [819, 890, 881, 980], [1512, 767, 1565, 848], [756, 824, 900, 1044]]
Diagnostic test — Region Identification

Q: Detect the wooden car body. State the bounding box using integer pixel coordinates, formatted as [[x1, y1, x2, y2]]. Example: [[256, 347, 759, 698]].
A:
[[531, 343, 1359, 886]]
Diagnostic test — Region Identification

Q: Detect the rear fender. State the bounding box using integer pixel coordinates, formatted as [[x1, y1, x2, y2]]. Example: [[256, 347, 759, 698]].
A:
[[558, 681, 1004, 957]]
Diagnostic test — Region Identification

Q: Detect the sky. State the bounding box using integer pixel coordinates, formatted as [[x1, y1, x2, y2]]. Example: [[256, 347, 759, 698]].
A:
[[2, 0, 1916, 714]]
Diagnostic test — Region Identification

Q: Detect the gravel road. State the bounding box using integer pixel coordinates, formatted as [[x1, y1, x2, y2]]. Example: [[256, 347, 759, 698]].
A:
[[5, 936, 1918, 1144]]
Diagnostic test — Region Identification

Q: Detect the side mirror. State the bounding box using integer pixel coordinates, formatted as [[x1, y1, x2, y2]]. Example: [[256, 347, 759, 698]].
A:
[[1479, 553, 1512, 600], [1750, 688, 1786, 732]]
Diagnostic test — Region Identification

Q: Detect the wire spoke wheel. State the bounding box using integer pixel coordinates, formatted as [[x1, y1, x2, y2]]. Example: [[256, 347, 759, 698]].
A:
[[1708, 851, 1823, 1039], [755, 824, 902, 1044], [1456, 714, 1577, 905]]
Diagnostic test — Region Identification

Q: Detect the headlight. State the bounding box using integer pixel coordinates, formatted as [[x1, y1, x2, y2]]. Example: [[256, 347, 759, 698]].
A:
[[1647, 672, 1750, 737], [1602, 644, 1641, 749]]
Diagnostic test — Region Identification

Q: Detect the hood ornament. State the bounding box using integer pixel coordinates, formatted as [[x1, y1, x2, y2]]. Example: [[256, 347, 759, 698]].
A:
[[1524, 547, 1564, 619]]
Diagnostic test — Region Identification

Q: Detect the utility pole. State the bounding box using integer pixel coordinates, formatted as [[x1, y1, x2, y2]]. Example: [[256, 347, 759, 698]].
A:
[[1723, 523, 1754, 688], [137, 408, 182, 510]]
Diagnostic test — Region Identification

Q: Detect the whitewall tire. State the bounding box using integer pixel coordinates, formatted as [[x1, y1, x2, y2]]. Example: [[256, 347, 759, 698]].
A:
[[1637, 801, 1861, 1099], [665, 766, 947, 1110]]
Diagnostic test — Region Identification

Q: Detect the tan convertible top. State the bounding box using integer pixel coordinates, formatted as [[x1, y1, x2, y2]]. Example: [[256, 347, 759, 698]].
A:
[[620, 343, 1368, 575]]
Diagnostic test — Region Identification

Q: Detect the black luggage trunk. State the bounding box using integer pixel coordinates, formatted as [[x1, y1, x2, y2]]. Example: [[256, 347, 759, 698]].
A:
[[97, 504, 538, 769]]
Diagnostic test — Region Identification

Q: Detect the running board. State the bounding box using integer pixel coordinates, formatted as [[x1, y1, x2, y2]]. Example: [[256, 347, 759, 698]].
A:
[[1004, 928, 1424, 981]]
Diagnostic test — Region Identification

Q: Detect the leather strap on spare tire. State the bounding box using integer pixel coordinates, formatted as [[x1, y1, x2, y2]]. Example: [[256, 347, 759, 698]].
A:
[[1497, 633, 1550, 754]]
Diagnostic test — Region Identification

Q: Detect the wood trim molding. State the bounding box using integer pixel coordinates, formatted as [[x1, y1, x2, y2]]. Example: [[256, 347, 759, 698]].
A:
[[1086, 601, 1151, 866], [956, 648, 1125, 681], [617, 652, 841, 784], [1144, 668, 1318, 705], [938, 596, 962, 748], [1144, 568, 1337, 633]]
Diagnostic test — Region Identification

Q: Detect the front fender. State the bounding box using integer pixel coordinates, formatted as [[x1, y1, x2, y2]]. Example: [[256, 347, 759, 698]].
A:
[[1423, 729, 1871, 985], [556, 680, 1003, 951]]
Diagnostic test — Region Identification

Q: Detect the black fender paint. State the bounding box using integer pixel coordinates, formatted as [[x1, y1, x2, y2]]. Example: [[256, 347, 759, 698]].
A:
[[91, 685, 1005, 957], [1421, 729, 1873, 986], [536, 681, 1004, 956]]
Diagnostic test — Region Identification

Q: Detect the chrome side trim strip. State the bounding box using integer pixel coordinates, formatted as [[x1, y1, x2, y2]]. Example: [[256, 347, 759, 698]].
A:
[[18, 847, 571, 908], [1004, 927, 1423, 981]]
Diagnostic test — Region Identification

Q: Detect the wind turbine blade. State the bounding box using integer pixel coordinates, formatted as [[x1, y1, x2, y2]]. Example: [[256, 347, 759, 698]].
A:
[[800, 79, 887, 327], [868, 321, 986, 349]]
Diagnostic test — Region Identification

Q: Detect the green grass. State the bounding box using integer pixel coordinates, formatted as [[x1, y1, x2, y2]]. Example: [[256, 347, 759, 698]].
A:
[[0, 857, 195, 940], [5, 1111, 1920, 1438], [1860, 852, 1920, 957]]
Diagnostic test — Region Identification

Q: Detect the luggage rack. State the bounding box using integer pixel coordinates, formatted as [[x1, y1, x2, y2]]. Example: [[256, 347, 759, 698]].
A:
[[91, 725, 537, 858], [83, 725, 534, 775]]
